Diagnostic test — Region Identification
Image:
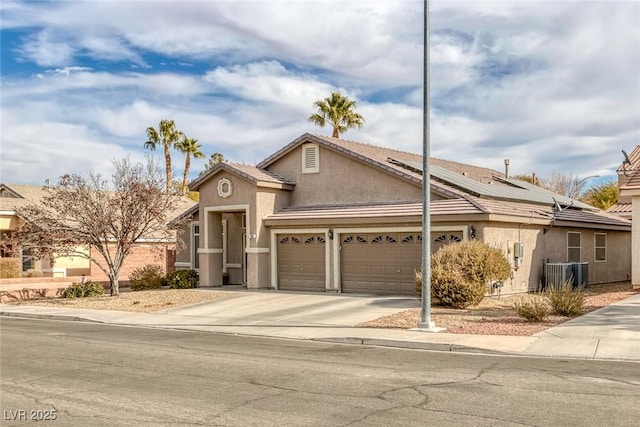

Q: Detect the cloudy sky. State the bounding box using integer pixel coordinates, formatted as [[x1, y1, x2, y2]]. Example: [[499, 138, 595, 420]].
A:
[[1, 0, 638, 187]]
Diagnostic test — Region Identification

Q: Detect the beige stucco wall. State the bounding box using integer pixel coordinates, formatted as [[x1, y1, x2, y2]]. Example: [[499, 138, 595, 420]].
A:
[[196, 171, 291, 288], [267, 144, 422, 206], [0, 214, 22, 231], [51, 248, 91, 276], [482, 222, 630, 293]]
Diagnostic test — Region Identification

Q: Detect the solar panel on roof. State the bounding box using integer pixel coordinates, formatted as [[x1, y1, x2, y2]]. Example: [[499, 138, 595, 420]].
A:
[[387, 157, 596, 210]]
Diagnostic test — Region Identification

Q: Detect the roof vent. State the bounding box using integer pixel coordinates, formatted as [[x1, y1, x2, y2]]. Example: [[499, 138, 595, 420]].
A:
[[302, 143, 319, 174]]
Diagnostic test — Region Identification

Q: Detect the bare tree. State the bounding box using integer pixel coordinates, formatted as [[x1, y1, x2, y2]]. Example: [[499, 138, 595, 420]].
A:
[[539, 171, 586, 199], [11, 158, 189, 296]]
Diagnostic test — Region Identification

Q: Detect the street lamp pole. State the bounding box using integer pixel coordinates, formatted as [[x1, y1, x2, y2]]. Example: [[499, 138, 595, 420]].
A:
[[418, 0, 436, 330], [572, 175, 600, 199]]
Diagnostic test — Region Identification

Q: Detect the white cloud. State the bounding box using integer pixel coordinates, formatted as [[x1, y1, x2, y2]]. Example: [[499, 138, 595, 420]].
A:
[[1, 0, 638, 186]]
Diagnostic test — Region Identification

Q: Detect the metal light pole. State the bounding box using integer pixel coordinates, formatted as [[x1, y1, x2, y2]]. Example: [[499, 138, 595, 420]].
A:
[[418, 0, 437, 330], [572, 175, 600, 199]]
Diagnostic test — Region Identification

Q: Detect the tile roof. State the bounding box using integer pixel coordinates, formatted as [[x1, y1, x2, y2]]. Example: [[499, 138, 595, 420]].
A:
[[189, 161, 294, 190], [618, 145, 640, 172], [0, 183, 197, 227], [258, 133, 504, 186], [606, 202, 632, 214], [0, 183, 49, 211], [620, 168, 640, 190], [259, 133, 597, 210], [265, 199, 484, 222]]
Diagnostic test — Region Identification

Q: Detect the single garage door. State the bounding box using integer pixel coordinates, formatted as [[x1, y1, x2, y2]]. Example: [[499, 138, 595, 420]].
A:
[[341, 232, 422, 294], [277, 234, 326, 291]]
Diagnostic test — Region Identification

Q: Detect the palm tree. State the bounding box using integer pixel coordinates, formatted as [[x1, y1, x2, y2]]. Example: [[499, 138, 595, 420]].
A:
[[308, 91, 365, 138], [175, 136, 205, 196], [144, 119, 182, 194]]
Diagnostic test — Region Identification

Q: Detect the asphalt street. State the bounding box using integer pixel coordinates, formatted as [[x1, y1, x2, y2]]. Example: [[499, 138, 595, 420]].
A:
[[1, 317, 639, 426]]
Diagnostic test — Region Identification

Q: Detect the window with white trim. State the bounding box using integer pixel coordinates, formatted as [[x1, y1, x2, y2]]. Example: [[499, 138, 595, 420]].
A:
[[567, 232, 581, 262], [595, 233, 606, 262], [302, 143, 319, 173]]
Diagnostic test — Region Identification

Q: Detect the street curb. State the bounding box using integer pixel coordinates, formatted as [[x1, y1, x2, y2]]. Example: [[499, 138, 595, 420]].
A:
[[0, 311, 103, 324], [2, 311, 509, 356], [313, 337, 510, 355]]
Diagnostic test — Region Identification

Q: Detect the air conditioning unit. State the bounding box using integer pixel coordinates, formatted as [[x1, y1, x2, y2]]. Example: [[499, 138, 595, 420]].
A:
[[573, 262, 588, 290], [543, 262, 589, 290], [544, 262, 573, 290]]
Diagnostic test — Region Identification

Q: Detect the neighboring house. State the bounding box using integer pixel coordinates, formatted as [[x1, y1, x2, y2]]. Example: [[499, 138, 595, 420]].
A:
[[607, 145, 638, 220], [613, 145, 640, 289], [177, 133, 631, 295], [0, 183, 196, 281]]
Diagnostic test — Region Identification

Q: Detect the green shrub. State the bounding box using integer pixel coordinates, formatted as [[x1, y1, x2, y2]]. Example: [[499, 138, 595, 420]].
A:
[[416, 240, 512, 308], [547, 281, 585, 317], [512, 295, 549, 322], [62, 281, 105, 298], [0, 258, 21, 278], [129, 264, 164, 291], [164, 269, 199, 289]]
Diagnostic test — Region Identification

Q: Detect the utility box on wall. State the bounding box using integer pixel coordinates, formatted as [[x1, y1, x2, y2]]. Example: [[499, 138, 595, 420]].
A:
[[513, 242, 524, 268]]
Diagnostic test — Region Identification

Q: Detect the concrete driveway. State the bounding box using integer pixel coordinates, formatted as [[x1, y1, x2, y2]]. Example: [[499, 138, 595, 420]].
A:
[[160, 289, 420, 327]]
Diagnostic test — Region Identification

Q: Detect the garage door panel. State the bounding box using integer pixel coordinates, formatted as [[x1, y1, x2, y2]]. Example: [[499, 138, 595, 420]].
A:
[[278, 234, 325, 292], [341, 233, 421, 294]]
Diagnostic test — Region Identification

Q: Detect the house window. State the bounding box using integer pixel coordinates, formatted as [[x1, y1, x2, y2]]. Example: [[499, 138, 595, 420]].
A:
[[567, 232, 581, 262], [595, 233, 606, 262], [302, 143, 319, 174], [192, 224, 200, 269], [21, 247, 35, 271]]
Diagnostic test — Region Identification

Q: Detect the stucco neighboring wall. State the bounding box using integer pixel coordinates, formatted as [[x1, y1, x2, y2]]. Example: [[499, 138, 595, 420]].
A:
[[267, 144, 422, 206], [0, 214, 23, 231]]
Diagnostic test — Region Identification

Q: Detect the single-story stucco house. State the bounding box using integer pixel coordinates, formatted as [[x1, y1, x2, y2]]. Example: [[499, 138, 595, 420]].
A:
[[175, 133, 631, 295], [0, 182, 196, 281]]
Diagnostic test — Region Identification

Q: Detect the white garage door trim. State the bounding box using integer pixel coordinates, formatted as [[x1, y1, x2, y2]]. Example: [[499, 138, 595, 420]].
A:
[[270, 228, 331, 290], [333, 226, 468, 293]]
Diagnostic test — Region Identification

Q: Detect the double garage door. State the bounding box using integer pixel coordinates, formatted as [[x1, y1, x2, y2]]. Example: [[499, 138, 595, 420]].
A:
[[277, 231, 463, 295], [341, 233, 421, 294]]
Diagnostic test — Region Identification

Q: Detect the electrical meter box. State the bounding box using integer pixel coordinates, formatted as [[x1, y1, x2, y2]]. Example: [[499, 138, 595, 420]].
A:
[[514, 242, 524, 268]]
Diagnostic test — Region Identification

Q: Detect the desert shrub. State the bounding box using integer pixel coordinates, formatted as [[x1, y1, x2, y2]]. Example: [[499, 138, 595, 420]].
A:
[[0, 258, 21, 278], [62, 281, 105, 298], [512, 295, 549, 322], [416, 240, 512, 308], [547, 281, 585, 317], [129, 264, 164, 291], [164, 269, 199, 289]]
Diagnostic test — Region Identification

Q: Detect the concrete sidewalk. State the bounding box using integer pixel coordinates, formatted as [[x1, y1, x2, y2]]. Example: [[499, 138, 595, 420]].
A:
[[1, 292, 639, 362]]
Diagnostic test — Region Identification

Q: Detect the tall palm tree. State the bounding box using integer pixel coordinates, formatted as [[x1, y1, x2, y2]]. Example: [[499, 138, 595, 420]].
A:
[[308, 91, 365, 138], [175, 136, 205, 196], [144, 119, 182, 194]]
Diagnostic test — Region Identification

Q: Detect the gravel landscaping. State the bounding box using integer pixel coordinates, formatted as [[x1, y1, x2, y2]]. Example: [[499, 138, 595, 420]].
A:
[[3, 282, 637, 336], [358, 282, 638, 335], [5, 288, 233, 313]]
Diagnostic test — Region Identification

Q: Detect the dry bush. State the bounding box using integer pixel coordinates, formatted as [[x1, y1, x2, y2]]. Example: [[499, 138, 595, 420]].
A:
[[416, 240, 512, 308], [547, 281, 585, 317], [0, 258, 21, 278], [513, 295, 550, 322], [129, 264, 164, 291]]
